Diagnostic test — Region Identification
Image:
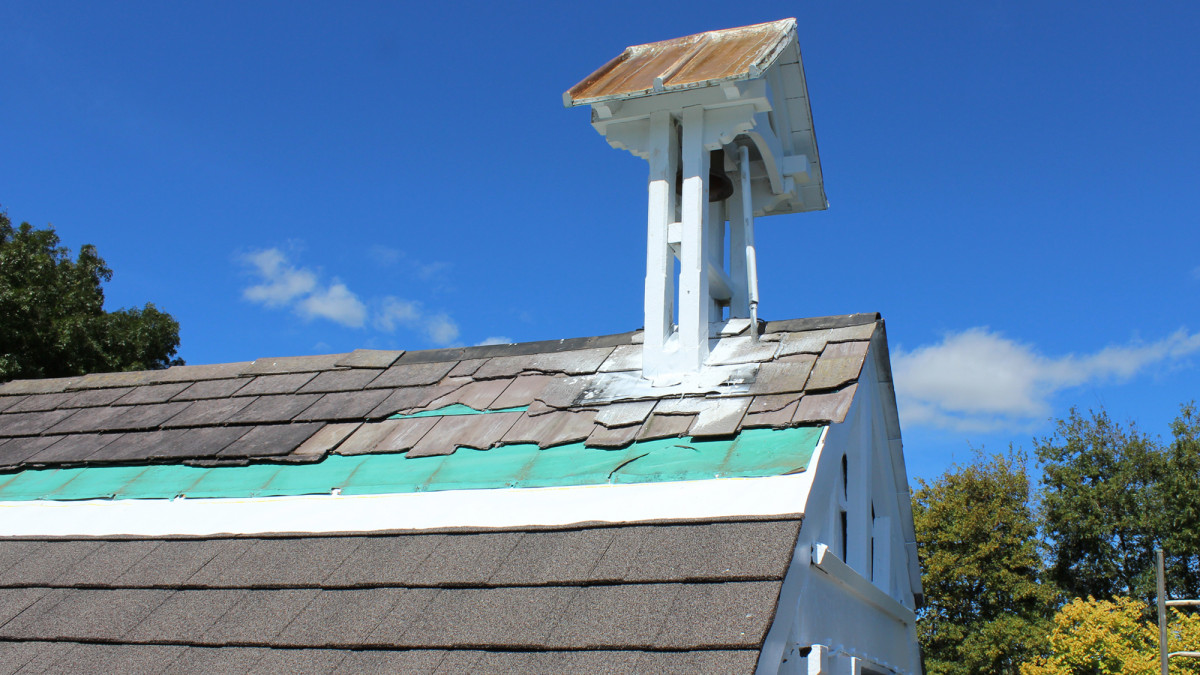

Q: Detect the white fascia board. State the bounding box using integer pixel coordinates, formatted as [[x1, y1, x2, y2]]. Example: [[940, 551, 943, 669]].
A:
[[0, 474, 811, 538]]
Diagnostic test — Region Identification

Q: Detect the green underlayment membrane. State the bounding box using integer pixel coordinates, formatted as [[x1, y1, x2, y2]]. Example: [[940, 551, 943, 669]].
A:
[[0, 404, 824, 502]]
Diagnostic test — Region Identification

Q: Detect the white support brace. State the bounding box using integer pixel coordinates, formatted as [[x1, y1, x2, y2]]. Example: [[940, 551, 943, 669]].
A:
[[739, 145, 760, 334], [643, 110, 677, 379], [678, 105, 711, 371]]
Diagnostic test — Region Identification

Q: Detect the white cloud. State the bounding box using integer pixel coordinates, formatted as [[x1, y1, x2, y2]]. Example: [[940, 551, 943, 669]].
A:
[[476, 336, 512, 346], [241, 248, 462, 344], [241, 249, 316, 307], [893, 327, 1200, 431], [296, 281, 367, 327], [374, 296, 460, 347]]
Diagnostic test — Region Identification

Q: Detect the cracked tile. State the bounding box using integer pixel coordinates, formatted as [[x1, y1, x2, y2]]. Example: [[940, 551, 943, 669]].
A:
[[637, 413, 695, 441], [585, 423, 641, 449], [490, 375, 554, 409], [594, 400, 656, 428], [793, 384, 857, 424], [408, 412, 522, 457], [502, 409, 598, 448], [689, 397, 751, 437], [473, 347, 614, 379], [367, 361, 458, 389], [597, 345, 642, 373], [806, 341, 870, 391]]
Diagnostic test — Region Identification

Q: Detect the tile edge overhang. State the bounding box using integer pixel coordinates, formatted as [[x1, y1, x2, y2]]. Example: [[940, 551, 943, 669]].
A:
[[0, 473, 812, 537]]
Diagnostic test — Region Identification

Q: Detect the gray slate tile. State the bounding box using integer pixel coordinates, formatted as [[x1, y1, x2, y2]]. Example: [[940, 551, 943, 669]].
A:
[[160, 646, 272, 674], [297, 369, 385, 394], [689, 397, 751, 437], [23, 435, 105, 465], [5, 393, 73, 413], [0, 397, 21, 414], [114, 382, 192, 406], [225, 394, 323, 424], [243, 354, 346, 375], [446, 357, 489, 378], [705, 336, 779, 366], [104, 401, 191, 431], [0, 588, 50, 628], [532, 376, 587, 409], [246, 648, 351, 674], [0, 436, 63, 469], [154, 426, 251, 459], [170, 378, 249, 401], [219, 423, 324, 458], [594, 400, 657, 428], [44, 643, 186, 675], [634, 649, 761, 674], [162, 397, 256, 427], [335, 349, 405, 369], [155, 361, 251, 382], [0, 376, 81, 396], [598, 344, 642, 372], [1, 409, 78, 436], [473, 347, 614, 379], [746, 354, 816, 396], [59, 387, 135, 408], [365, 384, 459, 419], [366, 361, 457, 389], [293, 390, 391, 422], [333, 649, 447, 674], [0, 640, 75, 675], [72, 370, 167, 389], [235, 372, 319, 397], [84, 430, 190, 463]]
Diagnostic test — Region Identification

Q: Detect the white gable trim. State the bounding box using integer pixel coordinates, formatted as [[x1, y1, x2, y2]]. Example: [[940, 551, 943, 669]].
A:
[[0, 473, 813, 537]]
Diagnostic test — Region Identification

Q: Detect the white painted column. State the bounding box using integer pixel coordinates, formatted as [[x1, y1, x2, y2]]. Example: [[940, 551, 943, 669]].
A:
[[739, 145, 760, 333], [643, 110, 677, 377], [728, 177, 750, 319], [678, 105, 711, 370]]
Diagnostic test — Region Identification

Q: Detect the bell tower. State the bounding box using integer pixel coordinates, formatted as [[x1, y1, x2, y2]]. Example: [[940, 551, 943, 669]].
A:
[[565, 19, 827, 381]]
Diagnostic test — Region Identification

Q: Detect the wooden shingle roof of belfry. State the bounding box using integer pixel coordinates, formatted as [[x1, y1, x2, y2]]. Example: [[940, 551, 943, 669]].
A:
[[0, 313, 882, 474]]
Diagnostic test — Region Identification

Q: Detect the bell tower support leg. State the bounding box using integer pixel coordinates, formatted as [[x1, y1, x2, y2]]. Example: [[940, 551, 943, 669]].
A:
[[738, 145, 760, 335], [643, 110, 677, 378], [678, 105, 711, 370]]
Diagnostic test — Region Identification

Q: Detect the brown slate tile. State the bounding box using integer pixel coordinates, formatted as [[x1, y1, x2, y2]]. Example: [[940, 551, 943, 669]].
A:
[[170, 378, 249, 401], [335, 348, 405, 369], [162, 397, 257, 427], [113, 382, 192, 406], [652, 396, 711, 415], [1, 409, 78, 436], [743, 399, 800, 429], [637, 413, 695, 441], [292, 422, 359, 458], [292, 390, 391, 422], [0, 396, 21, 414], [793, 384, 858, 424], [5, 392, 73, 413], [408, 412, 522, 457], [235, 372, 319, 397], [594, 399, 657, 428], [26, 433, 122, 464], [425, 378, 510, 411], [746, 353, 816, 396], [0, 436, 61, 468], [225, 394, 323, 424], [472, 347, 614, 379], [585, 422, 641, 449], [489, 374, 554, 409], [597, 344, 642, 372], [688, 396, 751, 437], [534, 375, 588, 409], [297, 368, 385, 394], [365, 384, 460, 419], [59, 387, 135, 408], [242, 353, 346, 375], [155, 361, 251, 382], [219, 423, 325, 458], [502, 409, 597, 448], [338, 417, 438, 455], [778, 324, 877, 357], [0, 376, 81, 395], [366, 361, 458, 389], [805, 340, 870, 391], [447, 357, 489, 378]]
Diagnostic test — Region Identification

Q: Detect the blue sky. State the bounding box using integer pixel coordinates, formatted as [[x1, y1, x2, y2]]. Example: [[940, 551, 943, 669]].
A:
[[2, 1, 1197, 481]]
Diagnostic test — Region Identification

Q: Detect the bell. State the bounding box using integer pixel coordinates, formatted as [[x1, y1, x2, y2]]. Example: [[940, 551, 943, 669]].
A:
[[676, 149, 735, 202]]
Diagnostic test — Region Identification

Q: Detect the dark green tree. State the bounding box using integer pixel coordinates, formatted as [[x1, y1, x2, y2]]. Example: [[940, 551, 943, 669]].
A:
[[1159, 403, 1200, 600], [1036, 408, 1165, 605], [913, 451, 1057, 675], [0, 208, 183, 382]]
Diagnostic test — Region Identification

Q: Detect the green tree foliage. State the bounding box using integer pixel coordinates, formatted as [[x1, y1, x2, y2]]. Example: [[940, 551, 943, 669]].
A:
[[1020, 596, 1200, 675], [1161, 404, 1200, 599], [913, 452, 1058, 675], [1037, 408, 1165, 604], [0, 208, 182, 382]]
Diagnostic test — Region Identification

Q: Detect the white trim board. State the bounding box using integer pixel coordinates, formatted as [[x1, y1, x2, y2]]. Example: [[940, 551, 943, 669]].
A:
[[0, 474, 812, 537]]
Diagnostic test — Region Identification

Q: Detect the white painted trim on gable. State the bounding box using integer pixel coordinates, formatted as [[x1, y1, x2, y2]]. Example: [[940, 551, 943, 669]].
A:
[[0, 474, 811, 537]]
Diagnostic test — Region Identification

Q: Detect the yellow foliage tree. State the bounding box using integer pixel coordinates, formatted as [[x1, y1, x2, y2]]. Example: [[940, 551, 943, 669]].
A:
[[1021, 596, 1200, 675]]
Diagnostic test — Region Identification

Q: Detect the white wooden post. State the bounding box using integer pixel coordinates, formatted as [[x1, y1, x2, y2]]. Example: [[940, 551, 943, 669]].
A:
[[678, 105, 710, 370], [728, 173, 750, 319], [643, 110, 678, 378], [739, 145, 760, 333]]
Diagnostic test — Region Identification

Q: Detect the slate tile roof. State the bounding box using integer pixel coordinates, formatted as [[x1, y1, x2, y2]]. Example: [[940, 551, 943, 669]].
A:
[[0, 519, 799, 673], [0, 313, 881, 473]]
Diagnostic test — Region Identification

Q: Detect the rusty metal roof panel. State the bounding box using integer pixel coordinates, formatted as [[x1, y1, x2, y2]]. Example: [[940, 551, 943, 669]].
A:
[[566, 19, 795, 106]]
